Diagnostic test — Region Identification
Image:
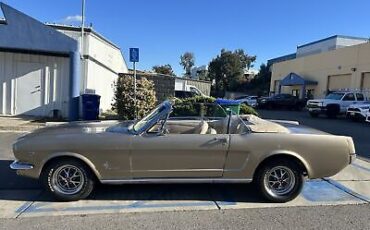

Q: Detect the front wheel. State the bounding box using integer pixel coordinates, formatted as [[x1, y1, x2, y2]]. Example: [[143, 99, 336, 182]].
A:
[[42, 159, 95, 201], [255, 160, 304, 202]]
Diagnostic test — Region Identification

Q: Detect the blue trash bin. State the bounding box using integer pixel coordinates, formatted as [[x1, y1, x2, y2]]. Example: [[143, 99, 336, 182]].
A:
[[215, 98, 241, 115], [81, 94, 101, 120]]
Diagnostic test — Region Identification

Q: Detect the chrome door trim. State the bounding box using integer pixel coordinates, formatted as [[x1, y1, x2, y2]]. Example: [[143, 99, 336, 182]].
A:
[[100, 178, 252, 185]]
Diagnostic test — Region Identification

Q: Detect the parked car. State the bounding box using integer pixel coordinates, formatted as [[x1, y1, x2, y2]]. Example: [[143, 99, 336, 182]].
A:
[[365, 109, 370, 122], [257, 94, 306, 110], [10, 100, 355, 202], [366, 109, 370, 123], [235, 95, 258, 107], [307, 91, 367, 118], [346, 102, 370, 122]]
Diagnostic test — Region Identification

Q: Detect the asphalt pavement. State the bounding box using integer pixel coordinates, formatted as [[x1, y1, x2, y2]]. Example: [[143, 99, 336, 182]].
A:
[[0, 204, 369, 230]]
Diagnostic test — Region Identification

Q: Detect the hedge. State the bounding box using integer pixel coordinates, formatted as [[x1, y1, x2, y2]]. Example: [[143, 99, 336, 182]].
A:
[[171, 96, 258, 117]]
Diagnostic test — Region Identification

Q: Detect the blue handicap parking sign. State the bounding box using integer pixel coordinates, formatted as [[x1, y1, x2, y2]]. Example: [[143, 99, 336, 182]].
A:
[[130, 48, 139, 62]]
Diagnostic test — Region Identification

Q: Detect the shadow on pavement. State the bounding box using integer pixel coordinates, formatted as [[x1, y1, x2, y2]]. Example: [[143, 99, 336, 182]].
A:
[[0, 160, 40, 190]]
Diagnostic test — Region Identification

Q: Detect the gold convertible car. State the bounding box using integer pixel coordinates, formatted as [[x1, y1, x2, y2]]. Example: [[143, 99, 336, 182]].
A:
[[10, 100, 356, 202]]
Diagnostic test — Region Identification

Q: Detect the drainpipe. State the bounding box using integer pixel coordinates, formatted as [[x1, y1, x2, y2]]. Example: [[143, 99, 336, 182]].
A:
[[300, 84, 306, 99], [69, 51, 81, 121]]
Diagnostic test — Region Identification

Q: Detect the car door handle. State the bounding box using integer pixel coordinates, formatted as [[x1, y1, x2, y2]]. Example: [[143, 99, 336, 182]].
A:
[[213, 137, 228, 145]]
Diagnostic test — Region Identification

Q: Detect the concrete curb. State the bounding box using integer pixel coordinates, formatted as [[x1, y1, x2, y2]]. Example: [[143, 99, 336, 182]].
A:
[[0, 125, 44, 132]]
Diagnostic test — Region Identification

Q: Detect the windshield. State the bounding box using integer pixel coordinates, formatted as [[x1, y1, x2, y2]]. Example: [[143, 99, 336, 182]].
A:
[[325, 93, 344, 100], [132, 103, 166, 132]]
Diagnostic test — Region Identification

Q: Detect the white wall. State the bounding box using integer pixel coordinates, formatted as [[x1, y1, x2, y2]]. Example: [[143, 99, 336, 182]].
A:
[[0, 51, 70, 117], [55, 28, 129, 113], [85, 59, 116, 112]]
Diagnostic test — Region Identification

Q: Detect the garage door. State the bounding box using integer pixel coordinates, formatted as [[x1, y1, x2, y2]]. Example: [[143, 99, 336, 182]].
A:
[[327, 74, 351, 91], [361, 73, 370, 90], [15, 62, 42, 115]]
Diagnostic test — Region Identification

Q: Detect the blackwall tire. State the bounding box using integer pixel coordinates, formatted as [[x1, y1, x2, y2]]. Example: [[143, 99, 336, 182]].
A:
[[42, 159, 95, 201], [255, 159, 304, 203]]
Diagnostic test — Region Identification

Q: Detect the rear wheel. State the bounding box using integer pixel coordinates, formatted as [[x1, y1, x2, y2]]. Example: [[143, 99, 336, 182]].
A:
[[42, 159, 95, 201], [255, 159, 304, 203]]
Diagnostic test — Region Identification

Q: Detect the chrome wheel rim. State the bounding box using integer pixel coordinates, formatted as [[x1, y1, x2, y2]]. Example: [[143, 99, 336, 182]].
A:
[[51, 165, 85, 195], [264, 166, 295, 197]]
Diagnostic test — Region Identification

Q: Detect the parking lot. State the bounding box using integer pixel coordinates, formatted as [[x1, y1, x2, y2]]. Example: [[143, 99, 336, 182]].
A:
[[0, 110, 369, 225]]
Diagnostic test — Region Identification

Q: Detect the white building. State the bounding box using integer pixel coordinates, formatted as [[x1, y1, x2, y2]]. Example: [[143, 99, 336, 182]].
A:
[[49, 24, 128, 112], [0, 3, 128, 119]]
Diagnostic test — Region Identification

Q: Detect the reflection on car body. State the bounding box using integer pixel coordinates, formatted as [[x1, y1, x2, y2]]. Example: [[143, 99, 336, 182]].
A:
[[10, 100, 355, 203]]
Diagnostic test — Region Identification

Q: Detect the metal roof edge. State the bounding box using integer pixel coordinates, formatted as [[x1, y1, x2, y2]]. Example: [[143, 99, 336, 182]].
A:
[[47, 23, 121, 50], [297, 35, 368, 49]]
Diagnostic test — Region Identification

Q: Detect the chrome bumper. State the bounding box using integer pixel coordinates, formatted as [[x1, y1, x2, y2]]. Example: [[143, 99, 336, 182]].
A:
[[307, 107, 326, 113], [10, 160, 34, 170]]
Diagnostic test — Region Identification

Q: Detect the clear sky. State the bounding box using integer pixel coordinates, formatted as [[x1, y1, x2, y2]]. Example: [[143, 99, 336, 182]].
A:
[[1, 0, 369, 75]]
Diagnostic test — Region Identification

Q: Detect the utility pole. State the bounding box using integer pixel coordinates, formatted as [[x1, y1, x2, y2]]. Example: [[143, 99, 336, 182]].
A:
[[81, 0, 86, 89]]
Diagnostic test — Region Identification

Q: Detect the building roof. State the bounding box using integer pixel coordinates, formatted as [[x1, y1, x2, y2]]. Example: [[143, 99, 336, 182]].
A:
[[267, 53, 296, 66], [46, 23, 121, 50], [280, 73, 317, 86], [297, 35, 369, 49], [0, 3, 77, 54]]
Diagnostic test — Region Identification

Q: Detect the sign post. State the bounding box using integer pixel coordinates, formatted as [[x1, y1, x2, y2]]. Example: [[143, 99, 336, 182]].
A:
[[129, 48, 139, 119]]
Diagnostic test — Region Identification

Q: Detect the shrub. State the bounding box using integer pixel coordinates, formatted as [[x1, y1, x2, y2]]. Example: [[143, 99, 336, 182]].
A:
[[112, 75, 157, 120], [240, 103, 258, 116], [172, 96, 258, 117]]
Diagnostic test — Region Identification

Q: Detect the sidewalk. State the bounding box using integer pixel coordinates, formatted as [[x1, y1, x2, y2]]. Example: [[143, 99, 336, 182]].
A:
[[0, 116, 46, 132]]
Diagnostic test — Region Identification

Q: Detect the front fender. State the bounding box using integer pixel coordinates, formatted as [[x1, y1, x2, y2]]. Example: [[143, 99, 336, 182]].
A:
[[37, 152, 102, 179]]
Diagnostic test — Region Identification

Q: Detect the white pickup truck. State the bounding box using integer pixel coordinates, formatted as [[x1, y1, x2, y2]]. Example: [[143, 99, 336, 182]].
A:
[[306, 91, 367, 118]]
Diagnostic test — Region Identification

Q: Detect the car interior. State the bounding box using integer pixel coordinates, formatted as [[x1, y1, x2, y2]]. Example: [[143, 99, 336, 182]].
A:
[[148, 116, 251, 135]]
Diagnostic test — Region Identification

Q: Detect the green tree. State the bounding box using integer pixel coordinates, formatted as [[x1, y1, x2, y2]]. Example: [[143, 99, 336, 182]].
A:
[[180, 52, 195, 77], [208, 49, 256, 97], [112, 75, 157, 120], [152, 64, 175, 76], [196, 69, 209, 81], [244, 63, 272, 96]]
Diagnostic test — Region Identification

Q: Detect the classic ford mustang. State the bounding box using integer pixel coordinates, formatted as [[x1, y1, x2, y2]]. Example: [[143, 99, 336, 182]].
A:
[[10, 100, 356, 202]]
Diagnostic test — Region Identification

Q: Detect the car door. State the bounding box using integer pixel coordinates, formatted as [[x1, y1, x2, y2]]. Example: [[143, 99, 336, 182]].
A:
[[341, 93, 356, 112], [130, 132, 229, 178]]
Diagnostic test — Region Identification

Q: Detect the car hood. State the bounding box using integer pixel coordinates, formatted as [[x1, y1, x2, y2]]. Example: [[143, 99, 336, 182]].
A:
[[21, 120, 134, 139]]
